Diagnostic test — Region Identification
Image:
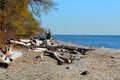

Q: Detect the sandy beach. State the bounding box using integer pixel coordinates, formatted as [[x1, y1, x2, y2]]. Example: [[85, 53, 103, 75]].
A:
[[1, 0, 120, 80], [0, 41, 120, 80]]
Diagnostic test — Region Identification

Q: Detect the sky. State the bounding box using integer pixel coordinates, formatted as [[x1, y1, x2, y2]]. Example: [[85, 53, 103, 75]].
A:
[[41, 0, 120, 35]]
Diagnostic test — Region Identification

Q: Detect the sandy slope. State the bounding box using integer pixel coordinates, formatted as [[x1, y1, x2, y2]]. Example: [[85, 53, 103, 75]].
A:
[[0, 41, 120, 80]]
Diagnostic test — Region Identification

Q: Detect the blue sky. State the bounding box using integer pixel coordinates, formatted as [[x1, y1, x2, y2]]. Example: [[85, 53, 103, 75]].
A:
[[41, 0, 120, 35]]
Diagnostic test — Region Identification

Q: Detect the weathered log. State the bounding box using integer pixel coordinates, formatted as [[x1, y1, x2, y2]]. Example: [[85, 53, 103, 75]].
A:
[[0, 45, 22, 64], [46, 51, 64, 65], [19, 39, 30, 43], [72, 50, 81, 54], [38, 45, 94, 55], [8, 39, 94, 55], [76, 48, 93, 55], [45, 51, 75, 65], [1, 45, 13, 59], [30, 39, 43, 46]]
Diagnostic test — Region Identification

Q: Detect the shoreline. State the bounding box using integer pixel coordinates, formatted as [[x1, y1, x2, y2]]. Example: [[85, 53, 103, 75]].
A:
[[0, 40, 120, 80], [54, 35, 120, 50], [57, 40, 120, 51]]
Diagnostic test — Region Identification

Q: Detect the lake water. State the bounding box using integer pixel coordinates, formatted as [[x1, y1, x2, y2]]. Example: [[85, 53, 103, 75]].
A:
[[53, 35, 120, 49]]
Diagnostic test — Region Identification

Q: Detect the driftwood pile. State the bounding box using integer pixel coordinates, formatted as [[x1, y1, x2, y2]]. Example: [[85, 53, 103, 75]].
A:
[[6, 38, 94, 65], [0, 45, 22, 65]]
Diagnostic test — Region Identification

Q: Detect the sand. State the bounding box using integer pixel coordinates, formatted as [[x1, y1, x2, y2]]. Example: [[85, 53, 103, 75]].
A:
[[0, 41, 120, 80]]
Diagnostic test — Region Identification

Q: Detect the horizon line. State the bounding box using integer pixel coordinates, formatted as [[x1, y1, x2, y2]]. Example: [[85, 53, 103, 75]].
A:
[[53, 34, 120, 36]]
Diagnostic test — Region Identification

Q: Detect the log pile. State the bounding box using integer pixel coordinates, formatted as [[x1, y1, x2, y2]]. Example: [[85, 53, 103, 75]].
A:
[[7, 38, 94, 65]]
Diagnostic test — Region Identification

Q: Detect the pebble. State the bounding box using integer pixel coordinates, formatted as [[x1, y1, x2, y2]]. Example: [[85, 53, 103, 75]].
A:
[[66, 66, 70, 69], [110, 56, 115, 59], [80, 71, 89, 75]]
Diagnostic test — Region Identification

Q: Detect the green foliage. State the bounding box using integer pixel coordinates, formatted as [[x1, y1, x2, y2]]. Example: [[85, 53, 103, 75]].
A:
[[0, 0, 56, 47], [11, 21, 27, 35]]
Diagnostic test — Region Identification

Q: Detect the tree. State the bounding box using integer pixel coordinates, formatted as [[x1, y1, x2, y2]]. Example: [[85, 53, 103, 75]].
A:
[[0, 0, 56, 46], [28, 0, 56, 16]]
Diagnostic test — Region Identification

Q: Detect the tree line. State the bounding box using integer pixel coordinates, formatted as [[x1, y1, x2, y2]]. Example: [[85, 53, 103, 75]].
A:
[[0, 0, 56, 46]]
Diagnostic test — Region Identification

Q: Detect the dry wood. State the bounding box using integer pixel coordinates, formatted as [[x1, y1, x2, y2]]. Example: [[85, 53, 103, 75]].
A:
[[7, 39, 95, 65], [39, 45, 94, 55], [45, 51, 75, 65], [9, 39, 94, 55], [1, 45, 13, 59], [46, 51, 64, 65]]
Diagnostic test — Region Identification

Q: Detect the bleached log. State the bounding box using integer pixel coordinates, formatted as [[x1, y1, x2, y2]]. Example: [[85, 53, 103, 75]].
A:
[[15, 41, 31, 48], [38, 45, 94, 55], [19, 39, 30, 43], [45, 51, 75, 65], [1, 45, 13, 59], [0, 54, 11, 63], [31, 39, 43, 46], [9, 40, 24, 45], [45, 40, 52, 45], [47, 51, 64, 65], [29, 47, 47, 52], [25, 43, 31, 47], [9, 40, 31, 48], [0, 46, 22, 64], [9, 40, 18, 44], [72, 50, 81, 54], [9, 38, 94, 55], [0, 51, 22, 64], [16, 41, 25, 45], [29, 47, 47, 59]]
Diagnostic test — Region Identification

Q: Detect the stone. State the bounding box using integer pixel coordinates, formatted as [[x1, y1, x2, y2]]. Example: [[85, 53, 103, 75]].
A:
[[80, 71, 89, 75]]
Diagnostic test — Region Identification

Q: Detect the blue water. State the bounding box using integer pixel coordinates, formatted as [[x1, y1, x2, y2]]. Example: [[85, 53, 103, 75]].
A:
[[53, 35, 120, 49]]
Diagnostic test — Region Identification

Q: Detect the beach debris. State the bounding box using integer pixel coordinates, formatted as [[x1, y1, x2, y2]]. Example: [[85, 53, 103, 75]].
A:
[[80, 71, 90, 75], [8, 38, 94, 54], [46, 51, 64, 65], [0, 45, 22, 64], [35, 55, 41, 59], [9, 39, 31, 48], [29, 47, 47, 52], [33, 55, 43, 64], [110, 56, 115, 59], [66, 66, 70, 69], [31, 39, 43, 46], [7, 34, 94, 65], [45, 51, 75, 65], [19, 39, 30, 43], [39, 45, 94, 55], [1, 45, 13, 59]]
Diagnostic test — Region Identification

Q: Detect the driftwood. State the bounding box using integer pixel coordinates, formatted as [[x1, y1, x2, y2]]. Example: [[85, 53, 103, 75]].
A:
[[45, 51, 75, 65], [37, 45, 94, 55], [8, 39, 95, 65], [0, 45, 22, 64], [1, 45, 13, 59], [9, 39, 94, 55]]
